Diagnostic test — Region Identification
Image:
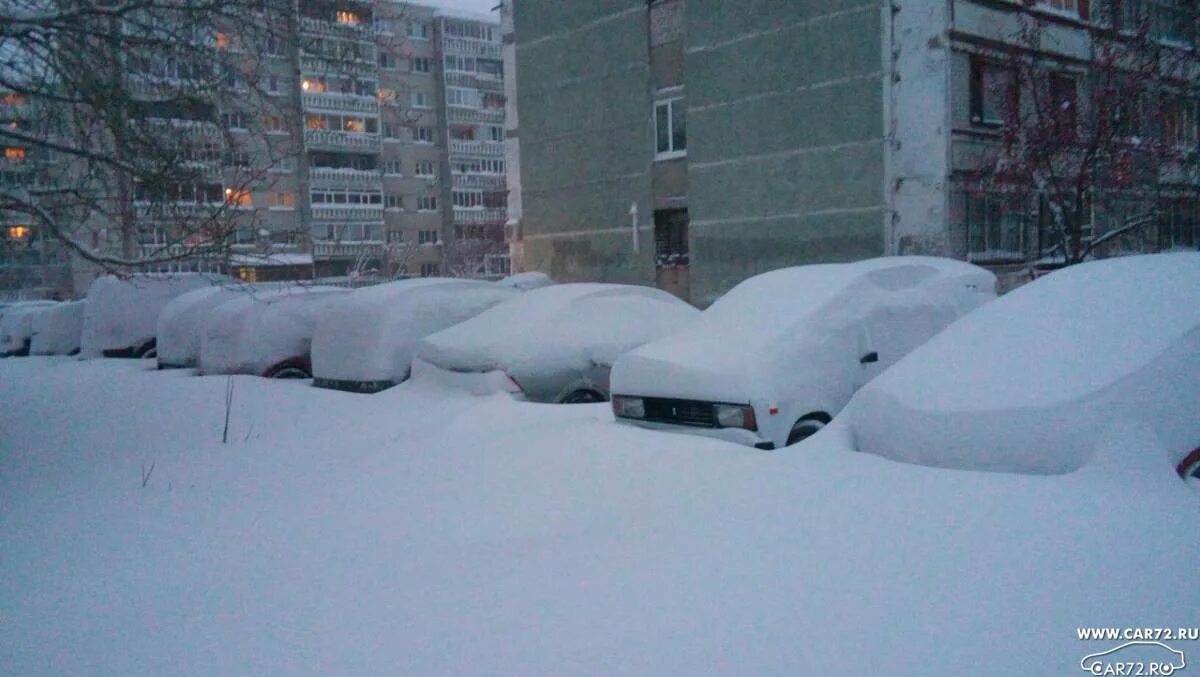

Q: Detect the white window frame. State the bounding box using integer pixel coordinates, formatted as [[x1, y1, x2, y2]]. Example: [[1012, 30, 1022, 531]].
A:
[[654, 95, 687, 161]]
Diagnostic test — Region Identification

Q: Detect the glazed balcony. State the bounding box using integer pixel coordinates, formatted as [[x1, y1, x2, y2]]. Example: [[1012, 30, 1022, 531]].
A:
[[442, 37, 501, 59], [302, 92, 379, 115], [305, 129, 381, 153], [448, 139, 505, 156], [309, 167, 383, 188], [311, 205, 384, 221]]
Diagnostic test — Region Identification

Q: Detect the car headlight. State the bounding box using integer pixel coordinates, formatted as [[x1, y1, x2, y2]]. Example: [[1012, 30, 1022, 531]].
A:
[[612, 395, 645, 419], [714, 404, 757, 431]]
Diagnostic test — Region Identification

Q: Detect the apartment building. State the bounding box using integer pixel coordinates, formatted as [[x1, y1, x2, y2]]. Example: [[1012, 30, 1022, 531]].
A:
[[0, 1, 507, 299], [514, 0, 1200, 305]]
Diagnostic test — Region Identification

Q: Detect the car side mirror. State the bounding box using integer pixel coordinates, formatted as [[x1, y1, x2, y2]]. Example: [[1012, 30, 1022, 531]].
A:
[[860, 352, 879, 365]]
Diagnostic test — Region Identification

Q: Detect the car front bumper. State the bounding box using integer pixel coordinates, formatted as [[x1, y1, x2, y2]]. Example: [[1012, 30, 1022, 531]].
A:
[[614, 417, 774, 449]]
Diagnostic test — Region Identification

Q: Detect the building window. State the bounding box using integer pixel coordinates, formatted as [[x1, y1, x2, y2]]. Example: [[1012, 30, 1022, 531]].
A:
[[418, 229, 439, 244], [965, 193, 1026, 262], [453, 190, 484, 208], [378, 52, 396, 69], [7, 225, 31, 240], [654, 209, 689, 268], [4, 147, 27, 161], [1037, 0, 1078, 15], [1112, 1, 1194, 44], [447, 87, 478, 108], [410, 90, 431, 109], [1048, 73, 1078, 137], [221, 112, 247, 130], [413, 127, 433, 143], [411, 57, 432, 73], [268, 191, 295, 209], [417, 196, 437, 211], [336, 10, 361, 26], [414, 160, 435, 176], [420, 263, 439, 277], [1159, 197, 1198, 249], [407, 21, 429, 40], [654, 97, 686, 159], [1164, 98, 1198, 148], [969, 59, 1016, 126], [486, 125, 504, 142], [263, 116, 286, 134], [384, 160, 402, 175], [385, 195, 403, 209], [224, 188, 253, 208]]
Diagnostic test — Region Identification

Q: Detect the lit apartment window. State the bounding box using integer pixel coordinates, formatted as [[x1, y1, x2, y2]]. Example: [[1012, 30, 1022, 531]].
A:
[[417, 196, 437, 211], [336, 11, 361, 26], [413, 127, 433, 143], [1, 93, 25, 106], [969, 59, 1016, 126], [302, 78, 326, 93], [965, 193, 1026, 262], [4, 147, 27, 160], [216, 32, 231, 50], [418, 229, 439, 244], [7, 225, 31, 240], [411, 57, 432, 73], [268, 192, 295, 209], [415, 160, 435, 176], [654, 97, 686, 160], [224, 188, 253, 208]]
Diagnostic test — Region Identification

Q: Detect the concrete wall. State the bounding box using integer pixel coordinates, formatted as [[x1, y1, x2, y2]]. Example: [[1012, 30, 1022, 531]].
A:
[[683, 0, 889, 305], [514, 1, 656, 284]]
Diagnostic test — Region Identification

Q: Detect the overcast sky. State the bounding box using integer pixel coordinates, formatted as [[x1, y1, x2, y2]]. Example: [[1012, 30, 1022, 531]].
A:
[[422, 0, 499, 17]]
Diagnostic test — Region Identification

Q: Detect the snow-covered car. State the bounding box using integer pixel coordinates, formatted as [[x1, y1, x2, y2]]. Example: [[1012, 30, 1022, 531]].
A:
[[198, 286, 350, 379], [413, 283, 700, 403], [157, 284, 273, 369], [0, 301, 57, 356], [847, 253, 1200, 476], [311, 278, 518, 393], [609, 257, 996, 449], [496, 271, 554, 291], [81, 273, 230, 358], [29, 301, 86, 356]]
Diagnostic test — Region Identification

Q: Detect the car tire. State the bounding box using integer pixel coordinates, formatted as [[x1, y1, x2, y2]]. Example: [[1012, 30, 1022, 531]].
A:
[[135, 339, 157, 359], [787, 413, 831, 446], [265, 363, 312, 380], [561, 389, 606, 404]]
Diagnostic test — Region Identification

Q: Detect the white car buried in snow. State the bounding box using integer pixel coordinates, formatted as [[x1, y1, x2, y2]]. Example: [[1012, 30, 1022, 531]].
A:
[[310, 278, 518, 393], [198, 286, 350, 379], [80, 273, 230, 358], [157, 284, 273, 369], [413, 283, 700, 403], [848, 253, 1200, 476], [609, 257, 996, 450], [0, 301, 57, 356], [29, 301, 86, 356]]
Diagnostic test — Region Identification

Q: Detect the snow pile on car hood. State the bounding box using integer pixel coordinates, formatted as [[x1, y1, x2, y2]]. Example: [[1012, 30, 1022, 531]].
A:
[[80, 274, 229, 357], [199, 286, 350, 376], [29, 301, 85, 355], [417, 284, 700, 376], [496, 271, 554, 291], [848, 253, 1200, 475], [157, 284, 274, 368], [612, 257, 995, 402], [0, 301, 57, 354], [311, 278, 518, 383]]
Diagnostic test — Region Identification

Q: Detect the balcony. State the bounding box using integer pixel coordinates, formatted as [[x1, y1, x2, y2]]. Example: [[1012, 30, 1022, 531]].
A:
[[300, 54, 376, 77], [452, 173, 506, 190], [311, 205, 384, 221], [305, 129, 381, 153], [442, 37, 501, 59], [300, 16, 371, 40], [447, 106, 504, 125], [302, 92, 379, 115], [309, 167, 383, 188], [312, 241, 385, 259], [453, 208, 506, 225], [444, 72, 504, 92], [449, 139, 505, 156], [134, 202, 224, 219]]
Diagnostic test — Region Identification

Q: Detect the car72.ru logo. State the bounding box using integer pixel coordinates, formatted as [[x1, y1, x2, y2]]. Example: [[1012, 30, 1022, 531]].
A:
[[1080, 641, 1186, 676]]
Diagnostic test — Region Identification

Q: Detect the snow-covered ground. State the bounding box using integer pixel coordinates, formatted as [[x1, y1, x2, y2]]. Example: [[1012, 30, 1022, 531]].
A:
[[1, 357, 1196, 674]]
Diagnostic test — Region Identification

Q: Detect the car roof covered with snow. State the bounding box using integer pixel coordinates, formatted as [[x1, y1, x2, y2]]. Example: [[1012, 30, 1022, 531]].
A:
[[310, 278, 519, 387], [496, 271, 555, 291], [29, 301, 85, 356], [157, 284, 275, 368], [416, 283, 699, 379], [80, 274, 230, 357], [612, 257, 995, 403], [848, 252, 1200, 475], [0, 301, 58, 354], [198, 286, 350, 377]]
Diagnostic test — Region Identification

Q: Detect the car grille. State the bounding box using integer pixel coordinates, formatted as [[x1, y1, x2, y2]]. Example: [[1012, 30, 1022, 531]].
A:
[[642, 397, 717, 428]]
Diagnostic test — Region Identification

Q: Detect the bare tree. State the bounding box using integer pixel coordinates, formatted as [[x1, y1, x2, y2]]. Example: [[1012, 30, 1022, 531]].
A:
[[970, 1, 1200, 267]]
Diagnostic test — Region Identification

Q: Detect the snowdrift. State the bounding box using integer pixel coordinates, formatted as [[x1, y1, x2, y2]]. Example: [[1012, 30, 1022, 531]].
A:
[[199, 286, 350, 377], [497, 271, 554, 291], [848, 253, 1200, 475], [416, 283, 699, 401], [310, 278, 518, 391], [29, 301, 85, 355], [81, 274, 229, 358]]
